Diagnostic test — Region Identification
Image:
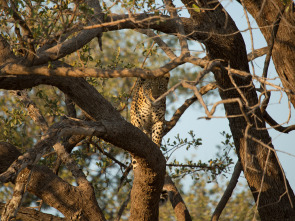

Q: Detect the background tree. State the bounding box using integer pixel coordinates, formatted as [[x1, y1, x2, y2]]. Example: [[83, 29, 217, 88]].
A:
[[0, 0, 295, 220]]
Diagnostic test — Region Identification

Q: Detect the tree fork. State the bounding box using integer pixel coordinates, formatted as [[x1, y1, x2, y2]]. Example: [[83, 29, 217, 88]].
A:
[[180, 0, 295, 220]]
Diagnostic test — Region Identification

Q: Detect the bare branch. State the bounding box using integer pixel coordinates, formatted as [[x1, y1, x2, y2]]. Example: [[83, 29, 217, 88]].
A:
[[153, 60, 220, 106], [261, 6, 284, 81], [136, 29, 177, 60], [164, 175, 192, 221], [262, 111, 295, 133], [0, 202, 65, 221], [164, 82, 217, 134], [247, 47, 268, 61], [1, 56, 185, 79], [164, 0, 190, 56], [1, 169, 32, 220], [185, 57, 251, 78], [211, 161, 242, 221]]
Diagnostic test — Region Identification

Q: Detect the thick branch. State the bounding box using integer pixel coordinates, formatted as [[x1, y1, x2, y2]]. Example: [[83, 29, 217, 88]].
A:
[[1, 56, 184, 79], [0, 74, 166, 220], [0, 142, 105, 221], [164, 175, 192, 221], [33, 0, 104, 65], [180, 0, 295, 219], [0, 202, 65, 221]]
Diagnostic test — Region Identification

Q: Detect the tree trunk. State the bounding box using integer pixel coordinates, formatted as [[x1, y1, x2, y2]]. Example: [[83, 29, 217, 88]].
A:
[[241, 0, 295, 108], [180, 0, 295, 220]]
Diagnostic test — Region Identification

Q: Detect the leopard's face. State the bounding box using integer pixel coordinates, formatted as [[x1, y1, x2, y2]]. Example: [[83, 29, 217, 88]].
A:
[[150, 76, 170, 99]]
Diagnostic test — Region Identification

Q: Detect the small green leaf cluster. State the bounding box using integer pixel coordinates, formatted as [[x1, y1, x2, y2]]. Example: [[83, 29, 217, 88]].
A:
[[163, 131, 234, 182]]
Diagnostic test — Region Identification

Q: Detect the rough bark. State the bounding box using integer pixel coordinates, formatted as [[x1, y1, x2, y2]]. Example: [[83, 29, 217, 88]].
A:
[[0, 203, 65, 221], [240, 0, 295, 107], [101, 3, 295, 219], [1, 0, 294, 220], [164, 175, 192, 221], [179, 1, 295, 220], [0, 142, 103, 220]]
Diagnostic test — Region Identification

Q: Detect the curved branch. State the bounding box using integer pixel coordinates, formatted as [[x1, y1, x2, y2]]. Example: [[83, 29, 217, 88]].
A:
[[0, 142, 105, 221], [263, 111, 295, 133], [0, 74, 166, 220], [247, 46, 268, 61], [164, 82, 217, 135]]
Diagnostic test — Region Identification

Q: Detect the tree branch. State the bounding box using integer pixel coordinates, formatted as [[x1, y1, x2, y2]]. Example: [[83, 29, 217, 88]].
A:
[[164, 82, 217, 135], [13, 90, 49, 133], [164, 175, 192, 221], [0, 74, 166, 220], [247, 46, 268, 61], [0, 142, 105, 221], [164, 0, 190, 56], [0, 202, 65, 221], [211, 161, 242, 221], [33, 0, 104, 65], [262, 111, 295, 133]]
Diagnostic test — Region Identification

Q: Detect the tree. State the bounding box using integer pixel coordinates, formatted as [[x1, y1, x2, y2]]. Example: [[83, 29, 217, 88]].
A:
[[0, 0, 295, 220]]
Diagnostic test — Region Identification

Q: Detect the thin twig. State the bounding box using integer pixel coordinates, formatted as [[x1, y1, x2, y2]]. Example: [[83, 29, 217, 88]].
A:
[[12, 90, 49, 133], [164, 82, 217, 134], [88, 140, 126, 168], [136, 29, 177, 60], [227, 64, 249, 107]]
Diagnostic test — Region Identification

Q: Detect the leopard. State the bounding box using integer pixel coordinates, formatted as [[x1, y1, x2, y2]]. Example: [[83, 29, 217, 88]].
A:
[[130, 73, 170, 146], [130, 73, 170, 206]]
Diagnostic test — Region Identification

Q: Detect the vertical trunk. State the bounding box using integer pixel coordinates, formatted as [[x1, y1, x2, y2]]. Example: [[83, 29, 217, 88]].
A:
[[180, 0, 295, 219], [241, 0, 295, 107]]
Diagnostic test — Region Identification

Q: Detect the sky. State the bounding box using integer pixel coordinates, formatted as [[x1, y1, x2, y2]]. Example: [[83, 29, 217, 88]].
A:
[[164, 0, 295, 193]]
